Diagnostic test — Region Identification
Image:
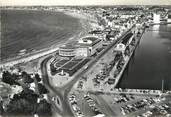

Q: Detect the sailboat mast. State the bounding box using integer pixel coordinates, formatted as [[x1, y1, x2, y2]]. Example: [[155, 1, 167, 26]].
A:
[[161, 79, 164, 93]]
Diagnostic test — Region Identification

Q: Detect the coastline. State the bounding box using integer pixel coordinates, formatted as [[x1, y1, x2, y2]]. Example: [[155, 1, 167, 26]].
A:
[[0, 9, 93, 68]]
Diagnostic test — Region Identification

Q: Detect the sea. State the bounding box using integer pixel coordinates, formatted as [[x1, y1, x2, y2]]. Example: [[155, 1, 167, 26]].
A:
[[1, 10, 82, 61]]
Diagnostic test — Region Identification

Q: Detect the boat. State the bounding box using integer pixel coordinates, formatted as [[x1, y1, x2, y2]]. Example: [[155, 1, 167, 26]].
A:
[[18, 49, 27, 56]]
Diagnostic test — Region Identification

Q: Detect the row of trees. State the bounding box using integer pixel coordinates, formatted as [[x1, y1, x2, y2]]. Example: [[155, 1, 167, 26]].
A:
[[2, 71, 20, 85], [3, 88, 52, 117], [2, 71, 40, 85]]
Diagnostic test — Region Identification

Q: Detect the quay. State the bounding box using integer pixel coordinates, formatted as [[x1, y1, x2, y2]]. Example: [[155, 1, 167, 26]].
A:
[[113, 27, 145, 87], [76, 88, 166, 96], [150, 22, 171, 25]]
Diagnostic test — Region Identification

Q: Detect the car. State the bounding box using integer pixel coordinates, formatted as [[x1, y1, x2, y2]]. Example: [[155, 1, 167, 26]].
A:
[[87, 99, 94, 102], [69, 94, 76, 98], [163, 104, 169, 109], [84, 94, 89, 98], [89, 103, 96, 107], [69, 97, 75, 101], [160, 110, 167, 115], [84, 65, 88, 69], [72, 104, 78, 111], [121, 110, 126, 115], [93, 114, 105, 117], [84, 96, 91, 100]]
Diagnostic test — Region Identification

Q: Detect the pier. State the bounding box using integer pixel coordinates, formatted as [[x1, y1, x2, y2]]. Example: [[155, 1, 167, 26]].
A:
[[113, 27, 145, 87], [150, 22, 171, 25]]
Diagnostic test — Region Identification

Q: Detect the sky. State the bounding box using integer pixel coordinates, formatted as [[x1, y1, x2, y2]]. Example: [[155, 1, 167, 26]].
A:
[[1, 0, 171, 6]]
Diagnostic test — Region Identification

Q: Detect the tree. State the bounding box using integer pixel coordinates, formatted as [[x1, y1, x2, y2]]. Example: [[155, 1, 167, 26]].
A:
[[21, 71, 28, 77], [24, 76, 34, 84], [2, 71, 17, 85], [6, 89, 39, 116], [6, 98, 35, 116], [35, 73, 41, 82], [19, 88, 39, 103], [38, 83, 48, 94], [36, 99, 52, 117], [21, 71, 34, 84], [12, 94, 20, 100], [0, 101, 4, 115]]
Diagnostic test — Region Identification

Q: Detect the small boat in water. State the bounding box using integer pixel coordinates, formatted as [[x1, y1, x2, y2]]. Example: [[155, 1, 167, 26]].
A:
[[18, 49, 27, 56], [19, 49, 26, 53]]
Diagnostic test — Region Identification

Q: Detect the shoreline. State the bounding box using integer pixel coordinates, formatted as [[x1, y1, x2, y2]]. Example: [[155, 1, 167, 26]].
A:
[[0, 9, 93, 68]]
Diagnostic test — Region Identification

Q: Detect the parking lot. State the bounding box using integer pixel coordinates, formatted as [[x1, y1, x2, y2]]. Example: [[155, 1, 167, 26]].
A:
[[99, 93, 171, 117], [73, 43, 118, 91], [68, 90, 106, 117]]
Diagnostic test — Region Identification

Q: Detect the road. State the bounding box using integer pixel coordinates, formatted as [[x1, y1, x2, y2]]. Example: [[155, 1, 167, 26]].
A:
[[41, 56, 74, 116], [40, 26, 136, 116], [91, 94, 117, 116]]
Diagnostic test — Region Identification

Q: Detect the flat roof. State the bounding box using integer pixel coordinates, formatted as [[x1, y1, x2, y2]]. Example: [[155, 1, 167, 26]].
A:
[[59, 44, 76, 50], [82, 36, 99, 43], [77, 39, 101, 47], [59, 36, 101, 50]]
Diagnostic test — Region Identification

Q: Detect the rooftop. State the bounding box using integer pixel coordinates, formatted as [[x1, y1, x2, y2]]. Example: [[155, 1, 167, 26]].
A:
[[82, 36, 99, 42], [77, 36, 101, 47], [59, 42, 77, 50]]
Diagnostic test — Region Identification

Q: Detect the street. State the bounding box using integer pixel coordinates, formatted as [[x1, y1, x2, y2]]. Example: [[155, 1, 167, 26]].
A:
[[40, 56, 74, 116]]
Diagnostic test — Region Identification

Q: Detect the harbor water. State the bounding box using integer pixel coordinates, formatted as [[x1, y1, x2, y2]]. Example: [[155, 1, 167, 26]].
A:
[[117, 24, 171, 90]]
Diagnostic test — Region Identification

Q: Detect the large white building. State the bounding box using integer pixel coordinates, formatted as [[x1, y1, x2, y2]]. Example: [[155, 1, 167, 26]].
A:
[[58, 36, 102, 57], [59, 44, 76, 57], [76, 36, 102, 57]]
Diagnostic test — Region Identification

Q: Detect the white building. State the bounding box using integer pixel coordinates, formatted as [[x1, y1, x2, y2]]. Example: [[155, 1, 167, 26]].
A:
[[114, 43, 126, 55], [76, 36, 102, 57], [153, 13, 160, 23], [58, 36, 102, 58]]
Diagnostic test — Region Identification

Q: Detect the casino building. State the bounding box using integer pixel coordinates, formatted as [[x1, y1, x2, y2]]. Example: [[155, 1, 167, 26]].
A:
[[58, 36, 102, 57], [59, 44, 76, 57], [76, 36, 102, 57]]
